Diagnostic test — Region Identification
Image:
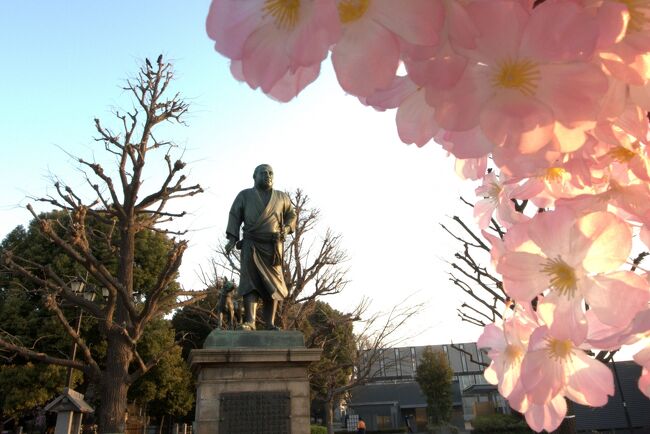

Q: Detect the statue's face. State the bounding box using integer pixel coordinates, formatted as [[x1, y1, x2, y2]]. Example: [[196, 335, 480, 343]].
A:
[[253, 165, 273, 190]]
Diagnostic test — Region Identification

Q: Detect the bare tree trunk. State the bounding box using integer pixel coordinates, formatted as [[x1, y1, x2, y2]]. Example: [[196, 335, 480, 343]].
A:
[[99, 332, 132, 433], [326, 398, 335, 434]]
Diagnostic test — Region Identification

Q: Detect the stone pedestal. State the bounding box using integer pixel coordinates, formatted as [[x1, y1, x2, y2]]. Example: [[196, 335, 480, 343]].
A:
[[189, 330, 321, 434]]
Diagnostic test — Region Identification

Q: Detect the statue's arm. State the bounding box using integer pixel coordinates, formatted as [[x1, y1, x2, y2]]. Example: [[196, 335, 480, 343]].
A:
[[225, 191, 245, 252], [283, 194, 297, 235]]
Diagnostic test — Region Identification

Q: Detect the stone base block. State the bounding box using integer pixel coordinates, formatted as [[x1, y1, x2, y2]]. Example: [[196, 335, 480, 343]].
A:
[[189, 331, 321, 434]]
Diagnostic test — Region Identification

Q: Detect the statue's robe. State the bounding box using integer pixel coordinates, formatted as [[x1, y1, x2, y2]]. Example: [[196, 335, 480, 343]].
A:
[[226, 188, 296, 300]]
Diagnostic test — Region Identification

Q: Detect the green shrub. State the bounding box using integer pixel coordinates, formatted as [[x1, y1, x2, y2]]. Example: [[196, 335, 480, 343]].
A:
[[471, 413, 534, 434], [367, 429, 407, 434], [311, 425, 328, 434]]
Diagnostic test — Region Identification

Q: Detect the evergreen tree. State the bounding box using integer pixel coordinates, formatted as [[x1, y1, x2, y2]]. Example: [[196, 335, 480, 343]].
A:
[[415, 347, 453, 426]]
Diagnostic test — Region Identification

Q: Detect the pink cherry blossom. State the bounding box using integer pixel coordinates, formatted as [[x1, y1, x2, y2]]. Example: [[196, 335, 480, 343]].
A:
[[331, 0, 444, 97], [454, 157, 488, 181], [524, 394, 567, 433], [359, 76, 441, 147], [474, 172, 527, 230], [428, 0, 608, 154], [635, 345, 650, 397], [589, 0, 650, 85], [586, 309, 650, 350], [403, 0, 475, 92], [478, 304, 538, 406], [521, 326, 614, 407], [230, 60, 320, 102], [206, 0, 340, 97], [497, 208, 649, 342]]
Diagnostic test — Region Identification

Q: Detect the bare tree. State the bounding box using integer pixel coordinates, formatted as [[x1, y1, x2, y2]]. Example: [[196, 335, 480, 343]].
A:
[[0, 57, 205, 433], [311, 298, 423, 434], [440, 202, 508, 328]]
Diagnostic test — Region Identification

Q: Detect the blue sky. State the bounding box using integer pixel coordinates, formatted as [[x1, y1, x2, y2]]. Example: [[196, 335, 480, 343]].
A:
[[0, 1, 488, 346]]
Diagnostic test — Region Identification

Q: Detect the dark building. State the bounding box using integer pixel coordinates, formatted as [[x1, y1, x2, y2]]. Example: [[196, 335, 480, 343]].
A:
[[348, 343, 650, 433], [348, 343, 503, 432], [572, 361, 650, 433]]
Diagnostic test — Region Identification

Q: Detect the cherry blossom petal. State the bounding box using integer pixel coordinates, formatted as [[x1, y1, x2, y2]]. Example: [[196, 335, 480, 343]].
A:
[[454, 157, 488, 180], [565, 350, 614, 406], [595, 1, 629, 49], [406, 42, 467, 90], [478, 323, 506, 353], [524, 395, 567, 433], [484, 364, 499, 385], [630, 81, 650, 110], [640, 368, 650, 398], [642, 225, 650, 249], [438, 127, 494, 159], [266, 64, 321, 102], [601, 44, 650, 85], [371, 0, 443, 46], [498, 252, 550, 302], [332, 19, 399, 97], [479, 92, 554, 154], [206, 0, 263, 60], [241, 26, 293, 92], [428, 68, 485, 131], [634, 346, 650, 368], [537, 293, 587, 343], [584, 272, 650, 329], [520, 0, 598, 62], [536, 63, 608, 127], [464, 0, 528, 61], [288, 0, 341, 68], [576, 211, 631, 273], [527, 207, 577, 262], [360, 76, 416, 111], [521, 327, 566, 404], [396, 89, 439, 146]]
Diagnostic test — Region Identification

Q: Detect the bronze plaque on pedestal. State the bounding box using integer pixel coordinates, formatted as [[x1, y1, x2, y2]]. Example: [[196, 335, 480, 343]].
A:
[[219, 391, 291, 434]]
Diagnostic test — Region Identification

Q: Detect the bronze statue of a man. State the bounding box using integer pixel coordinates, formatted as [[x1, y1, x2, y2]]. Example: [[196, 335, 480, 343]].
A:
[[225, 164, 296, 330]]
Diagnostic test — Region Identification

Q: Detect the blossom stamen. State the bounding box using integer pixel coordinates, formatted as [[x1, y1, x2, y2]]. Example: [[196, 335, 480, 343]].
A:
[[545, 337, 574, 361], [541, 257, 577, 297], [338, 0, 370, 23], [544, 167, 567, 183], [263, 0, 301, 30], [492, 58, 541, 96], [504, 344, 524, 363], [608, 146, 637, 163]]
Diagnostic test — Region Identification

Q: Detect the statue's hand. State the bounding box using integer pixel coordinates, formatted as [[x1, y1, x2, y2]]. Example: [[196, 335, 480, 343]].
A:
[[225, 239, 236, 254], [273, 226, 291, 242]]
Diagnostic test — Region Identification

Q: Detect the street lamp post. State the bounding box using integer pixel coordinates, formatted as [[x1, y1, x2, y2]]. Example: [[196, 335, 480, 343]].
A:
[[45, 280, 96, 434], [65, 281, 95, 389]]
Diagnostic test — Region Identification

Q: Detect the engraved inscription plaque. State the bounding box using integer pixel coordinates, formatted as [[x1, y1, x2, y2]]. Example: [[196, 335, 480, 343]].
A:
[[219, 391, 291, 434]]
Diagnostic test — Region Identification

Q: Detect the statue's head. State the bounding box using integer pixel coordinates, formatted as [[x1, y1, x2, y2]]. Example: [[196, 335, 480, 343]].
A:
[[253, 164, 273, 190]]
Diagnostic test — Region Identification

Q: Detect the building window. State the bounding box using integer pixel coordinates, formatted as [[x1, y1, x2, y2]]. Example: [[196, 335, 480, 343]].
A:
[[376, 415, 391, 430], [394, 348, 402, 377], [477, 347, 485, 364], [410, 347, 417, 373], [459, 344, 468, 372]]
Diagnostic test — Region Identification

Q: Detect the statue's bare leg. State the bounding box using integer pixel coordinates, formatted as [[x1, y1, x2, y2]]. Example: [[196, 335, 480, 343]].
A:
[[263, 300, 279, 331], [240, 293, 258, 330]]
